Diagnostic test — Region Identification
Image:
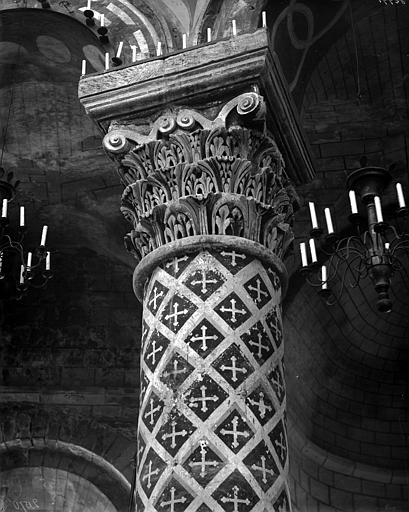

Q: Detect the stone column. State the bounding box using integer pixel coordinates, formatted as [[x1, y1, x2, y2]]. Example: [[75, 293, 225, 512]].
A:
[[79, 28, 314, 512], [102, 93, 296, 512]]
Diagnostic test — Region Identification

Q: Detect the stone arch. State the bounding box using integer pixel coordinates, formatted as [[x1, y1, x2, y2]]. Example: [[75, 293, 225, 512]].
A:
[[0, 404, 135, 509], [0, 440, 131, 512]]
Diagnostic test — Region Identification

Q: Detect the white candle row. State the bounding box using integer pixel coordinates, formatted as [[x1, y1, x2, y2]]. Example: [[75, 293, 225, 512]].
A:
[[300, 243, 328, 289], [81, 11, 269, 75], [308, 201, 335, 234], [309, 182, 407, 233], [25, 250, 50, 270], [1, 200, 48, 244], [300, 239, 318, 267], [19, 251, 50, 284], [348, 183, 407, 218]]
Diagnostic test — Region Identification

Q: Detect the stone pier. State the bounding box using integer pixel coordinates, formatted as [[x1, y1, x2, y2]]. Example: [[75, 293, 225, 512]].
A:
[[79, 28, 314, 512]]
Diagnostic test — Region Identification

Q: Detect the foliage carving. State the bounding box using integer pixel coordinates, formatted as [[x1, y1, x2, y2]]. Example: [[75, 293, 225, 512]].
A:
[[104, 94, 297, 263]]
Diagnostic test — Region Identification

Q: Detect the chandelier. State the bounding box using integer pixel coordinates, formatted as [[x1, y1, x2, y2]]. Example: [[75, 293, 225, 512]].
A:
[[299, 162, 409, 313], [0, 167, 52, 305]]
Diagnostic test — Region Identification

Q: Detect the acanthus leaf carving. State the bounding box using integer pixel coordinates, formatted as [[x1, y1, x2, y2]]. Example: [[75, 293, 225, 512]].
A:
[[105, 94, 297, 263]]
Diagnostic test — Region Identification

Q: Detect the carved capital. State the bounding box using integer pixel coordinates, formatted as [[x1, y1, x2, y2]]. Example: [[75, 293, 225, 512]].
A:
[[102, 93, 297, 268]]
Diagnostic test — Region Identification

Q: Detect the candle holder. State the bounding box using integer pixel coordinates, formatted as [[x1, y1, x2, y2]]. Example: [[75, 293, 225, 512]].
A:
[[0, 167, 53, 309], [299, 161, 409, 313], [111, 56, 122, 67], [83, 9, 95, 26], [98, 27, 109, 44]]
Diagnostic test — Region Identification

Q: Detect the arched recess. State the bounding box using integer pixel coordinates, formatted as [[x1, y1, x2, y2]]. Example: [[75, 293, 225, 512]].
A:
[[0, 440, 131, 512]]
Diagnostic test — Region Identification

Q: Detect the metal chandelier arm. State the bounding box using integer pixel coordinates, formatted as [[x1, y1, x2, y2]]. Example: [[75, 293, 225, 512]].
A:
[[299, 165, 409, 313]]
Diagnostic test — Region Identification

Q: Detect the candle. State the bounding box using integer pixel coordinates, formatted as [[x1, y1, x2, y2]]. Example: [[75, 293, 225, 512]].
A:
[[349, 190, 358, 214], [262, 11, 267, 28], [87, 0, 91, 10], [321, 265, 327, 289], [131, 45, 137, 62], [156, 41, 162, 56], [19, 264, 24, 284], [308, 201, 318, 229], [385, 242, 390, 251], [116, 41, 123, 58], [1, 199, 7, 218], [309, 238, 317, 263], [40, 225, 48, 246], [324, 207, 334, 234], [20, 206, 25, 227], [27, 252, 32, 269], [300, 242, 308, 267], [374, 196, 383, 223], [232, 19, 237, 36], [100, 13, 104, 26], [46, 251, 51, 271], [81, 59, 86, 76], [182, 34, 187, 49], [105, 52, 109, 70], [396, 182, 406, 208], [207, 28, 211, 42]]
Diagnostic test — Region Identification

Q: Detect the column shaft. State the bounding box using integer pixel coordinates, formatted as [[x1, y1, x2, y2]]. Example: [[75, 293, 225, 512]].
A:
[[137, 249, 290, 511]]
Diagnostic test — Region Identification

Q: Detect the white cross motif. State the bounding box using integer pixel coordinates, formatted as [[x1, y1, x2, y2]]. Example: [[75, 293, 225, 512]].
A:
[[189, 385, 218, 412], [160, 487, 187, 512], [271, 368, 285, 397], [268, 267, 281, 290], [268, 310, 282, 344], [162, 421, 188, 448], [144, 398, 161, 425], [165, 302, 189, 327], [163, 359, 188, 379], [146, 338, 163, 365], [251, 455, 276, 483], [247, 278, 268, 303], [274, 431, 287, 460], [220, 416, 250, 448], [220, 356, 247, 382], [188, 443, 218, 477], [219, 298, 247, 323], [138, 440, 145, 460], [247, 391, 272, 419], [190, 324, 218, 351], [165, 255, 189, 273], [248, 331, 270, 359], [220, 250, 246, 267], [220, 485, 250, 512], [190, 269, 218, 294], [142, 460, 160, 489], [149, 286, 164, 310]]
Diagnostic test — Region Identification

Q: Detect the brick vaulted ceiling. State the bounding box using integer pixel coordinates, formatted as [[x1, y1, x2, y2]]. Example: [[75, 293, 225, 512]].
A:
[[0, 0, 409, 509], [289, 1, 409, 472]]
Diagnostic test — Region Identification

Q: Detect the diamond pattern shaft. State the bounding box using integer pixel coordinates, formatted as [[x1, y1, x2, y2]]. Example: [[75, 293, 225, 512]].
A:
[[136, 250, 292, 512]]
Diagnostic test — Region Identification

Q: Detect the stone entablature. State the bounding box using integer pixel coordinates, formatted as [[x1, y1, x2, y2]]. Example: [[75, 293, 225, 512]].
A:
[[79, 29, 315, 186]]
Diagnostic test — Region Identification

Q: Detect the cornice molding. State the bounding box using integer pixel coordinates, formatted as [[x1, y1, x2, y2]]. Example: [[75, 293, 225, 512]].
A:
[[79, 29, 315, 185]]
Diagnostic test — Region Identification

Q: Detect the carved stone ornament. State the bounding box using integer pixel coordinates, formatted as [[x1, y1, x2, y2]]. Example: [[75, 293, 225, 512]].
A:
[[102, 92, 297, 269]]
